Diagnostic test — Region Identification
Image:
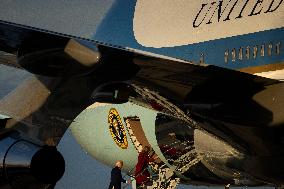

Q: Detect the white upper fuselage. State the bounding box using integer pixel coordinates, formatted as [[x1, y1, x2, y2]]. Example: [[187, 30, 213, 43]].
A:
[[0, 0, 283, 76]]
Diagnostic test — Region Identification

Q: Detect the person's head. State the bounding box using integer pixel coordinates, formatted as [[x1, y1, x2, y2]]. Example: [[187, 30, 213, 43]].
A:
[[115, 160, 123, 169]]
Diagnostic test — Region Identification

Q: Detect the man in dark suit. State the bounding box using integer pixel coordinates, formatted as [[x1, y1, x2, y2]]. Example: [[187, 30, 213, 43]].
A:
[[108, 160, 129, 189]]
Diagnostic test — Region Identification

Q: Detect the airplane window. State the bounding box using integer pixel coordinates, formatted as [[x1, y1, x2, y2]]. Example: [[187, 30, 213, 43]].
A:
[[238, 47, 243, 60], [268, 43, 273, 56], [253, 46, 258, 59], [276, 42, 281, 55], [224, 50, 229, 63], [246, 46, 250, 59], [260, 45, 265, 57], [231, 49, 236, 62]]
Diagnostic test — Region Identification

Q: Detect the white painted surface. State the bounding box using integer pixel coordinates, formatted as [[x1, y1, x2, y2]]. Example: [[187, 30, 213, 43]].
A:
[[255, 69, 284, 81], [133, 0, 284, 47], [0, 0, 114, 38]]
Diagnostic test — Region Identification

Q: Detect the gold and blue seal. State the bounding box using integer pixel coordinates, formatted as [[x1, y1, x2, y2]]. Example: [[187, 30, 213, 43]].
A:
[[108, 108, 128, 149]]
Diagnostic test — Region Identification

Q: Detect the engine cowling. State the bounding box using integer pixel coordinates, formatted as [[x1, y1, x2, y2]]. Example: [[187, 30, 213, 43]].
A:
[[0, 130, 65, 189]]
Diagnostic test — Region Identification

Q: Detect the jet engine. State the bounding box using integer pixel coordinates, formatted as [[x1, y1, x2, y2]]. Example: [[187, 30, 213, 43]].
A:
[[0, 130, 65, 189]]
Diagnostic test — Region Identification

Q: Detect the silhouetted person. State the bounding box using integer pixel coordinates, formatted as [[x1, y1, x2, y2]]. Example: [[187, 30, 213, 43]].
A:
[[108, 160, 128, 189]]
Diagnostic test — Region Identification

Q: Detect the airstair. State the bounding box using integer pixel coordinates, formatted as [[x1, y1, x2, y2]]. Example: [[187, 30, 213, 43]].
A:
[[126, 138, 200, 189], [144, 141, 200, 189], [124, 115, 200, 189]]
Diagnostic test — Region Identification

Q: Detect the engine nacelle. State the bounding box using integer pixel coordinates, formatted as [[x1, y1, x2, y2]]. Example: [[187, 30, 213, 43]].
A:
[[0, 130, 65, 189], [17, 38, 100, 77]]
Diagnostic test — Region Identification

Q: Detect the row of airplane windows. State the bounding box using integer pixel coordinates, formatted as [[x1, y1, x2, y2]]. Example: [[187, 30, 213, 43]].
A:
[[224, 42, 281, 63]]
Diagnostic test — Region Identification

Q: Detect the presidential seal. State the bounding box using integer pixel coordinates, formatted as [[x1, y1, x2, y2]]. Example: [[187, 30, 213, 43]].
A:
[[108, 108, 128, 149]]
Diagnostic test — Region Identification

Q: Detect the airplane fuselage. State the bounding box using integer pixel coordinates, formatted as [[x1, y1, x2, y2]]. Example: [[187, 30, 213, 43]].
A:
[[0, 0, 283, 188]]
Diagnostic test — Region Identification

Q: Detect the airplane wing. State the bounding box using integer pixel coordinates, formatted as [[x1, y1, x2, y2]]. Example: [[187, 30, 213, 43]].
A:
[[0, 20, 281, 142]]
